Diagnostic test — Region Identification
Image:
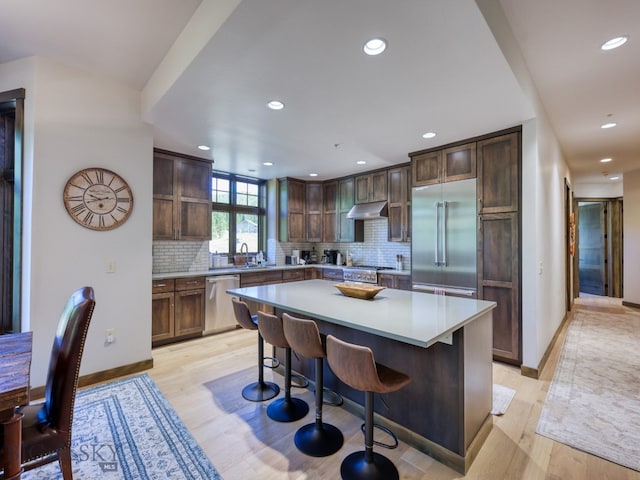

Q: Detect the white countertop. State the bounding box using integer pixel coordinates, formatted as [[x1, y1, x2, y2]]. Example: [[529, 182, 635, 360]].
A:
[[152, 264, 409, 280], [227, 279, 495, 348]]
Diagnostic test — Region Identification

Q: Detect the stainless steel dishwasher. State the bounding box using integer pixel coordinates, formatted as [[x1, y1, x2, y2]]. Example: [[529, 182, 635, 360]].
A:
[[204, 275, 240, 335]]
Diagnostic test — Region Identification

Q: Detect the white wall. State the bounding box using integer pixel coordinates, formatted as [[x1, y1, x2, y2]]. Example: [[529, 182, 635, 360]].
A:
[[623, 169, 640, 304], [1, 57, 153, 387], [574, 181, 623, 198]]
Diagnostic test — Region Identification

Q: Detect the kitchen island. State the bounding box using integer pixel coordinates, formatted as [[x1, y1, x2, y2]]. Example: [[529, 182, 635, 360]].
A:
[[228, 279, 496, 473]]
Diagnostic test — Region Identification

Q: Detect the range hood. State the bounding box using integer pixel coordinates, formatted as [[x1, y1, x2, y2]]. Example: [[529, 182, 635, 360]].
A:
[[346, 201, 388, 220]]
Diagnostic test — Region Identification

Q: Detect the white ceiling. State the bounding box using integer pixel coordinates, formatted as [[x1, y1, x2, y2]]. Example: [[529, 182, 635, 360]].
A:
[[0, 0, 637, 185]]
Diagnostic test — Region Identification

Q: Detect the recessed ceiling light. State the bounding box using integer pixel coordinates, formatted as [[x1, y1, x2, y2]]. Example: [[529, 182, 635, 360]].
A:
[[601, 122, 617, 129], [422, 132, 437, 139], [609, 176, 620, 180], [309, 173, 318, 177], [357, 160, 367, 165], [363, 38, 387, 56], [267, 100, 285, 110], [198, 145, 211, 151], [601, 36, 628, 51], [263, 162, 273, 166], [600, 158, 612, 163]]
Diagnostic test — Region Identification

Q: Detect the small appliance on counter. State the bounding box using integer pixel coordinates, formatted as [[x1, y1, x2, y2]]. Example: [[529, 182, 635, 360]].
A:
[[324, 249, 340, 265]]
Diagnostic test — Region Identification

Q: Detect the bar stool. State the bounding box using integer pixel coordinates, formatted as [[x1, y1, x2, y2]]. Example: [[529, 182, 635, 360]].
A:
[[231, 298, 280, 402], [257, 311, 309, 422], [326, 335, 411, 480], [282, 313, 344, 457]]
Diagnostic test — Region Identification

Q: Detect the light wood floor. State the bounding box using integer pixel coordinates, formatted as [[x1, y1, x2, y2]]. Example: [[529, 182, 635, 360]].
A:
[[147, 295, 640, 479]]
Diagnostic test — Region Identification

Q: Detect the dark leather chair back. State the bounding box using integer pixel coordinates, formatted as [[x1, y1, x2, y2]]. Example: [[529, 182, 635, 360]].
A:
[[44, 286, 96, 434]]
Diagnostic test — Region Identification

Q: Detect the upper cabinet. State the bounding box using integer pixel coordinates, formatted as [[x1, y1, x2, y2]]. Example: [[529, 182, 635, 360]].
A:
[[355, 170, 388, 204], [153, 149, 212, 241], [411, 142, 476, 186], [387, 165, 411, 242], [322, 181, 338, 242], [337, 177, 364, 242], [306, 182, 323, 242], [278, 178, 306, 242], [477, 133, 519, 214]]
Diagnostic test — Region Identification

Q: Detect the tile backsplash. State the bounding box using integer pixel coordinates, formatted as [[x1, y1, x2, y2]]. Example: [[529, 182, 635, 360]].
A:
[[153, 218, 410, 273]]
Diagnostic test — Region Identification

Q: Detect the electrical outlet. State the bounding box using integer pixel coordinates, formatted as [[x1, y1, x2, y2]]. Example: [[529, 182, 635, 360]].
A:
[[105, 328, 115, 344]]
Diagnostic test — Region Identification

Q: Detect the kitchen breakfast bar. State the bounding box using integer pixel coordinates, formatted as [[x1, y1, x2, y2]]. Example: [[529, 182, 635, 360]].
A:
[[228, 279, 496, 473]]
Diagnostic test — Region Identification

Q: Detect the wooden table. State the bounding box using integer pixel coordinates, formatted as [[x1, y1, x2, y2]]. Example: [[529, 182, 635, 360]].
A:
[[0, 332, 32, 480]]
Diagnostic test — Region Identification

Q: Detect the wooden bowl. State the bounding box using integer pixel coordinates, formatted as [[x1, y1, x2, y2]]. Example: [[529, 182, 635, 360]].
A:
[[334, 283, 385, 300]]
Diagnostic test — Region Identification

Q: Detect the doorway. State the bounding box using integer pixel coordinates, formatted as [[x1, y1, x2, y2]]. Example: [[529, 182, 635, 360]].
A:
[[575, 198, 623, 297]]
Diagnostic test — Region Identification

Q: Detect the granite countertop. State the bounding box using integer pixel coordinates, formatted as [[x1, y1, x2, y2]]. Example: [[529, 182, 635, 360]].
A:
[[152, 264, 410, 280], [227, 279, 495, 348]]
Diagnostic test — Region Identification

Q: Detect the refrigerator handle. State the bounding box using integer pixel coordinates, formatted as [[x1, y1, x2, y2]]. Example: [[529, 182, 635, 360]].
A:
[[434, 201, 440, 266], [442, 201, 447, 266]]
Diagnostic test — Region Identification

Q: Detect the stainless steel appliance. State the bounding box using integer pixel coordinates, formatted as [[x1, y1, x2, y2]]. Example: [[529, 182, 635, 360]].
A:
[[411, 178, 477, 297], [205, 275, 240, 334], [343, 266, 392, 284]]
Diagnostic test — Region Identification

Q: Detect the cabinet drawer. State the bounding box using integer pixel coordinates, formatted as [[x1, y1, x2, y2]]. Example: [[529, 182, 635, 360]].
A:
[[152, 278, 175, 294], [283, 269, 305, 282], [175, 276, 205, 291], [240, 270, 283, 287]]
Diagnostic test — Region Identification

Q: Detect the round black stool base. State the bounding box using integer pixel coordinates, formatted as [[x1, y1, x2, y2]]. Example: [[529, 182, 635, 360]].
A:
[[340, 451, 399, 480], [294, 422, 344, 457], [242, 381, 280, 402], [267, 397, 309, 422]]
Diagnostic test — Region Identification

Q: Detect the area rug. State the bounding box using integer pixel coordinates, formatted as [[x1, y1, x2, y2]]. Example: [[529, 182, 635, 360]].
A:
[[536, 308, 640, 471], [23, 373, 222, 479], [491, 384, 516, 415]]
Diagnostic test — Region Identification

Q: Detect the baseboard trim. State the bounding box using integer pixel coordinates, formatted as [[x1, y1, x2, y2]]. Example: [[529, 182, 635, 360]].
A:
[[30, 358, 154, 400], [520, 309, 573, 379], [622, 300, 640, 309]]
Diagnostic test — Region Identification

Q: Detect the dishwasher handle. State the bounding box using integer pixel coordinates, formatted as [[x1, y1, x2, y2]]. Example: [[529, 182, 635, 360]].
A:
[[207, 275, 240, 301]]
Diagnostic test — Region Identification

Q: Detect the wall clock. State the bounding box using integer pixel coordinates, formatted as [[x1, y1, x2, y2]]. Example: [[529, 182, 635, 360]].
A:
[[63, 167, 134, 231]]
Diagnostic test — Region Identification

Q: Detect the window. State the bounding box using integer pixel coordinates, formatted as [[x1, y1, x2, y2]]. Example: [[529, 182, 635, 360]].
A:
[[210, 173, 265, 255]]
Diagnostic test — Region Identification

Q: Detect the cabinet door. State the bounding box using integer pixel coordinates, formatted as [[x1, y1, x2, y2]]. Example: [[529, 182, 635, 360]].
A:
[[387, 165, 411, 242], [279, 178, 306, 242], [338, 177, 355, 242], [477, 132, 519, 213], [395, 275, 412, 291], [178, 158, 212, 240], [478, 212, 521, 364], [378, 273, 395, 288], [412, 151, 441, 186], [152, 292, 174, 344], [174, 289, 205, 338], [306, 183, 323, 241], [322, 182, 338, 242], [355, 175, 370, 204], [153, 156, 176, 240], [443, 142, 476, 182], [370, 170, 388, 202]]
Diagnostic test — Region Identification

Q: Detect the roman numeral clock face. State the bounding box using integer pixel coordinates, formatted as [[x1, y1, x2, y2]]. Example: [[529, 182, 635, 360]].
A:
[[63, 168, 133, 230]]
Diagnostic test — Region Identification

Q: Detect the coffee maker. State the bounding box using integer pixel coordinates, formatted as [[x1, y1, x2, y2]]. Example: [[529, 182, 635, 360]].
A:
[[324, 249, 340, 265]]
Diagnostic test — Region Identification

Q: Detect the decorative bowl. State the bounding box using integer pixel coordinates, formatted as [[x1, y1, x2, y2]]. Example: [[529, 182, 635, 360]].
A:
[[334, 283, 385, 300]]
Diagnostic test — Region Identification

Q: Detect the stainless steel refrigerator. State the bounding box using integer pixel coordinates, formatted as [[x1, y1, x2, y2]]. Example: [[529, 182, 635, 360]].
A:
[[411, 178, 477, 297]]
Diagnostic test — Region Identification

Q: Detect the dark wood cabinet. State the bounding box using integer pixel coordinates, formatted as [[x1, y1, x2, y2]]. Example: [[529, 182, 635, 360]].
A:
[[305, 267, 321, 280], [306, 182, 323, 242], [411, 142, 476, 187], [378, 273, 411, 291], [355, 170, 388, 204], [477, 129, 521, 365], [278, 178, 306, 242], [477, 132, 519, 214], [337, 177, 364, 242], [153, 149, 212, 241], [387, 165, 411, 242], [152, 276, 204, 346], [323, 181, 338, 242], [282, 269, 306, 283]]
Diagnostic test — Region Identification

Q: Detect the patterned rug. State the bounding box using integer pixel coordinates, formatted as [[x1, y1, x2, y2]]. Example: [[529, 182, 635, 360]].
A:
[[23, 373, 222, 479], [536, 308, 640, 471]]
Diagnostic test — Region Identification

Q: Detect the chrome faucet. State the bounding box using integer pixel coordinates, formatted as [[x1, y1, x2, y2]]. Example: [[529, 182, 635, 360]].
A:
[[240, 243, 249, 254]]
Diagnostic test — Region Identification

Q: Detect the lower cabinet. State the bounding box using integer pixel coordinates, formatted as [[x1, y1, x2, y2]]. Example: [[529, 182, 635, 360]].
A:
[[378, 273, 412, 291], [322, 268, 344, 281], [152, 276, 205, 346]]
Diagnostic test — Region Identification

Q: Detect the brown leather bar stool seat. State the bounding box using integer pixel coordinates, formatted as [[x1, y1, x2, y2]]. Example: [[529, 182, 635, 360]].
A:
[[257, 311, 309, 422], [283, 313, 344, 457], [326, 335, 411, 480], [232, 298, 280, 402]]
